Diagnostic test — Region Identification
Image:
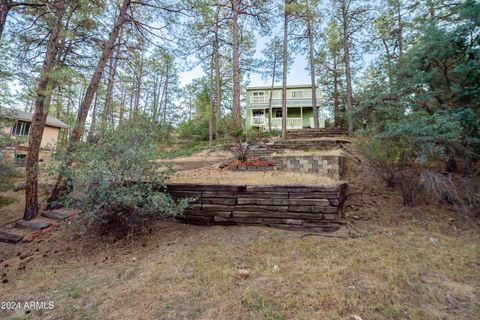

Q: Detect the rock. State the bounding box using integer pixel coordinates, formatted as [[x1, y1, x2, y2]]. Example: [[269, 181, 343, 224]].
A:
[[272, 265, 280, 273], [236, 269, 250, 280], [132, 257, 137, 262], [350, 315, 363, 320], [1, 278, 7, 283]]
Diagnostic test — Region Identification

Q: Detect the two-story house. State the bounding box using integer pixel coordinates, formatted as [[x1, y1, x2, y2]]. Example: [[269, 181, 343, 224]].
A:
[[245, 84, 325, 131]]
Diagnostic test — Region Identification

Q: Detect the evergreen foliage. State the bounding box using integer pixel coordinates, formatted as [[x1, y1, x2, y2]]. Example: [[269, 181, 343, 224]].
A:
[[57, 119, 188, 234]]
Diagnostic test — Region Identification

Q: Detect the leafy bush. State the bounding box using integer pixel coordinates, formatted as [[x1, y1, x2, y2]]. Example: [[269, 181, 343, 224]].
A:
[[355, 111, 468, 207], [0, 163, 16, 191], [59, 120, 189, 235], [224, 129, 263, 162], [177, 118, 210, 141]]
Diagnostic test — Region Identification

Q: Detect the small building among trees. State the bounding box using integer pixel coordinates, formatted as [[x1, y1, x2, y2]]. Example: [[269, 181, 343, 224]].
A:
[[0, 107, 68, 162]]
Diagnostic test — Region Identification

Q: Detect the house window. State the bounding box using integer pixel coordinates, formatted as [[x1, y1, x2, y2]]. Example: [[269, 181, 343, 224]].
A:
[[11, 121, 31, 136], [291, 91, 304, 99], [275, 110, 282, 118], [251, 91, 265, 103], [252, 110, 264, 117], [271, 91, 281, 99]]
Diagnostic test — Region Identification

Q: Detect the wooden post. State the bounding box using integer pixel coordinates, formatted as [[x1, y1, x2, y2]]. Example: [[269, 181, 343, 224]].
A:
[[300, 106, 303, 129]]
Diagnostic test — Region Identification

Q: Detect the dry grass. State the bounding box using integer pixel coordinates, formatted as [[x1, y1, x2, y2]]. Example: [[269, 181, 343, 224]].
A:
[[170, 167, 340, 185], [0, 211, 478, 320], [163, 149, 233, 163]]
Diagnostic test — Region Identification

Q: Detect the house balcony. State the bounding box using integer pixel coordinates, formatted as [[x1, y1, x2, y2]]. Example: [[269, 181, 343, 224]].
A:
[[250, 97, 321, 108]]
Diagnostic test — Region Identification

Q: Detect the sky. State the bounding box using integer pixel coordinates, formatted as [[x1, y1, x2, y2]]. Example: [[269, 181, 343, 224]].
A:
[[178, 32, 312, 88]]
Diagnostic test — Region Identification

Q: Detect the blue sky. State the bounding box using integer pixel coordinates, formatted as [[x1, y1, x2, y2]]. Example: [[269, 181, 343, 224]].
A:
[[178, 33, 312, 88]]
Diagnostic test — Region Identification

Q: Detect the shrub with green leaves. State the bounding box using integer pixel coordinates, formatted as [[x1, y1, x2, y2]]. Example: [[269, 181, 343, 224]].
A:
[[355, 111, 468, 207], [224, 129, 266, 162], [59, 120, 189, 235]]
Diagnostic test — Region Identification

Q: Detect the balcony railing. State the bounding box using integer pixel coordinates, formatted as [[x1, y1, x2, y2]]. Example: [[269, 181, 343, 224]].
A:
[[251, 116, 265, 125], [250, 98, 321, 107], [270, 118, 303, 130], [251, 116, 303, 129]]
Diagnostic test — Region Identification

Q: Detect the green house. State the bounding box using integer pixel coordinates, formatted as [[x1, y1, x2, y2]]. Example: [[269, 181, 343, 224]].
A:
[[245, 84, 325, 131]]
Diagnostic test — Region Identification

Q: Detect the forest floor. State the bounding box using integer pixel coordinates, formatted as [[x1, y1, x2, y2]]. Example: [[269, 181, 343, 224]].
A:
[[0, 143, 479, 319]]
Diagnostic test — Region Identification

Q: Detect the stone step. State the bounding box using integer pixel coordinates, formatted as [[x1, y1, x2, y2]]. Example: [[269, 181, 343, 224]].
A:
[[15, 219, 51, 231], [41, 210, 70, 221], [0, 230, 23, 244]]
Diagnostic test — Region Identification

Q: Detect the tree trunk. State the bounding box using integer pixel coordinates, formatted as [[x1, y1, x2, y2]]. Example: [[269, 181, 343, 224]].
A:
[[119, 91, 125, 126], [214, 10, 221, 139], [89, 91, 98, 138], [46, 0, 131, 209], [333, 54, 340, 127], [281, 0, 288, 141], [55, 88, 62, 118], [24, 0, 65, 220], [0, 0, 12, 40], [427, 0, 435, 20], [129, 75, 135, 119], [153, 73, 163, 122], [188, 91, 192, 120], [342, 0, 354, 136], [103, 30, 122, 132], [231, 0, 241, 130], [134, 50, 144, 116], [152, 73, 158, 119], [381, 37, 394, 85], [395, 0, 403, 59], [162, 66, 169, 125], [307, 10, 319, 130], [267, 44, 276, 132], [208, 55, 214, 145]]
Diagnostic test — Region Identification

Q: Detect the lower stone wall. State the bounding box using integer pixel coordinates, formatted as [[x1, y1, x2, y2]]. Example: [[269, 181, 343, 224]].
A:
[[166, 183, 347, 231], [263, 155, 344, 179]]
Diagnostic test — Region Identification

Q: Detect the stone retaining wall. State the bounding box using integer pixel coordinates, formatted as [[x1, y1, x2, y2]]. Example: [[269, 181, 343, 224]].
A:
[[166, 183, 347, 231], [228, 165, 276, 171], [248, 139, 349, 158], [264, 155, 344, 179]]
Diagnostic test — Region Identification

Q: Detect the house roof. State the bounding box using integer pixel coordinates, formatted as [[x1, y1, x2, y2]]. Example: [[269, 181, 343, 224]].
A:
[[246, 84, 316, 91], [0, 107, 68, 129]]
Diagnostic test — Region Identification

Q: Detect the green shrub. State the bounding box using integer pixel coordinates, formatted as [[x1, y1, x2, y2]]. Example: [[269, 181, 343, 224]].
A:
[[224, 129, 265, 162], [355, 111, 465, 207], [177, 118, 210, 141], [59, 120, 189, 235], [0, 162, 16, 191]]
